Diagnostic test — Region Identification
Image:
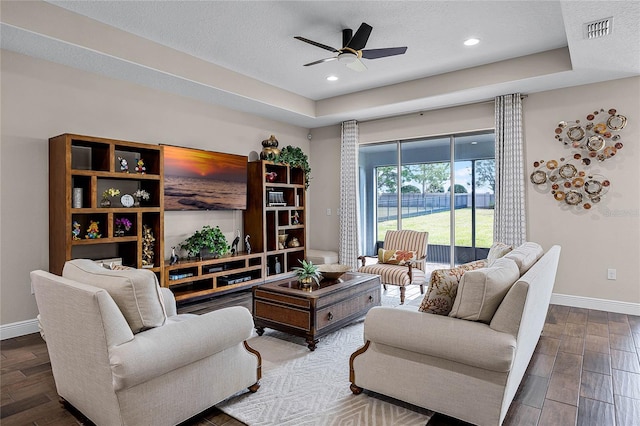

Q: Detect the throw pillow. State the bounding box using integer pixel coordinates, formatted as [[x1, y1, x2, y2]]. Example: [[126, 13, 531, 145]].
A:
[[503, 242, 544, 275], [63, 259, 167, 333], [378, 248, 417, 265], [487, 242, 513, 265], [418, 259, 487, 315], [449, 257, 519, 323]]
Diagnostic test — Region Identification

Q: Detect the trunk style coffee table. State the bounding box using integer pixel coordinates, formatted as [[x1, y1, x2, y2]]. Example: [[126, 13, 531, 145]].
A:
[[253, 272, 381, 351]]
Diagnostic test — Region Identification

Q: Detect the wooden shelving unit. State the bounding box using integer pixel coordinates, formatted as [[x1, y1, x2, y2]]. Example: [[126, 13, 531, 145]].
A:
[[49, 134, 164, 281], [244, 161, 306, 280], [164, 252, 264, 302]]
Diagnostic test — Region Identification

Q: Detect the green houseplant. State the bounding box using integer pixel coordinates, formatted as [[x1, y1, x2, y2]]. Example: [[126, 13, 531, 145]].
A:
[[292, 259, 321, 286], [266, 145, 311, 189], [179, 225, 229, 259]]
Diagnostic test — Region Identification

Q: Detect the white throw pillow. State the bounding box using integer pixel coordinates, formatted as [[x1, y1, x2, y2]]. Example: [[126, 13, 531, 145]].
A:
[[503, 242, 544, 275], [63, 259, 167, 333], [449, 257, 520, 323], [487, 242, 513, 266]]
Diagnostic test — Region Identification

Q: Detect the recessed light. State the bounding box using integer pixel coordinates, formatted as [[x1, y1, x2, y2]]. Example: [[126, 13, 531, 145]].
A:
[[464, 38, 480, 46], [471, 141, 478, 145], [326, 75, 338, 81]]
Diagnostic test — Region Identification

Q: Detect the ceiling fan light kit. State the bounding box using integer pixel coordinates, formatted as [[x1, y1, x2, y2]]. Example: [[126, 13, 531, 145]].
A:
[[295, 22, 407, 72]]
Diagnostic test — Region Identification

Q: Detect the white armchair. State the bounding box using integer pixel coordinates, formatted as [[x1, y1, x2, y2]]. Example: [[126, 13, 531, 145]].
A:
[[31, 261, 261, 426]]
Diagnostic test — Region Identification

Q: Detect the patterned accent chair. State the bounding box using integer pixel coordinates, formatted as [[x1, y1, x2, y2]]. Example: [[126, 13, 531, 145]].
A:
[[358, 230, 429, 304]]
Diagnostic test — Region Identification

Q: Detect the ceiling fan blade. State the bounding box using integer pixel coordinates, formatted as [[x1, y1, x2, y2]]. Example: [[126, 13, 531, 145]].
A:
[[346, 58, 367, 72], [345, 22, 372, 50], [294, 36, 339, 53], [361, 46, 408, 60], [303, 57, 338, 67]]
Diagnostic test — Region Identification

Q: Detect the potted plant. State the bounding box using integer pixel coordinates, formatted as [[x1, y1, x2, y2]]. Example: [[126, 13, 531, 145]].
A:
[[101, 188, 120, 208], [292, 259, 321, 287], [179, 225, 229, 260], [266, 145, 311, 189]]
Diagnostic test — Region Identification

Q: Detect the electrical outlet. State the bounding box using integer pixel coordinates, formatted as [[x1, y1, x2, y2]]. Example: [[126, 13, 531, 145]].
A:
[[607, 269, 617, 280], [326, 208, 331, 216]]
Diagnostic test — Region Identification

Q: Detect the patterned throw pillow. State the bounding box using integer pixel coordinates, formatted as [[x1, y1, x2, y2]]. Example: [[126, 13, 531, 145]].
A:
[[418, 260, 487, 315], [378, 248, 417, 265], [487, 242, 513, 265]]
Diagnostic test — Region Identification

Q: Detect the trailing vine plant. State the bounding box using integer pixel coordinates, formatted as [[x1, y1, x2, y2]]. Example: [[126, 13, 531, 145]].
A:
[[266, 145, 311, 189]]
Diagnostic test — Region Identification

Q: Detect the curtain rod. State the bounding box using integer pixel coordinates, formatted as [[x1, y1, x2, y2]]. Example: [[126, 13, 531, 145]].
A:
[[358, 94, 528, 124]]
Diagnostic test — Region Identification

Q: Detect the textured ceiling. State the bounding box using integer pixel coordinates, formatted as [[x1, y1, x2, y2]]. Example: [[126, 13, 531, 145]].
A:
[[2, 1, 639, 127]]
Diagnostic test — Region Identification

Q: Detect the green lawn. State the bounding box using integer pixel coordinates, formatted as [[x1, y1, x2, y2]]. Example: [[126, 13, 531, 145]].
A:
[[378, 208, 494, 247]]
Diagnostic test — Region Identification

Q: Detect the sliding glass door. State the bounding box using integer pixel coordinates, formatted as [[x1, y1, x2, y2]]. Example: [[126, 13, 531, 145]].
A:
[[358, 131, 495, 267]]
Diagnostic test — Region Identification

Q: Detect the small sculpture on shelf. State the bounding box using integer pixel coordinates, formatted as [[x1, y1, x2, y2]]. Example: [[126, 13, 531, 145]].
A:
[[245, 234, 251, 254], [85, 220, 101, 239], [231, 230, 241, 255], [260, 134, 280, 160], [169, 247, 179, 265], [118, 156, 129, 173], [71, 221, 81, 240], [135, 158, 146, 174], [287, 237, 300, 248], [142, 225, 155, 268], [291, 211, 300, 225]]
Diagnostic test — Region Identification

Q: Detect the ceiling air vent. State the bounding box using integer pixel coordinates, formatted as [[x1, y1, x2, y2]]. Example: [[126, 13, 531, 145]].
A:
[[584, 17, 613, 39]]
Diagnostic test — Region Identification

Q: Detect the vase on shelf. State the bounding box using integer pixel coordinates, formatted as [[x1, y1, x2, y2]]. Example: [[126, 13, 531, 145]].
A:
[[115, 226, 125, 237], [133, 197, 141, 207], [100, 198, 111, 208]]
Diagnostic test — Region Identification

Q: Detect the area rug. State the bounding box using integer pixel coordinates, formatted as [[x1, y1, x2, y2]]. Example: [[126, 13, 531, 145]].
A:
[[216, 296, 432, 425]]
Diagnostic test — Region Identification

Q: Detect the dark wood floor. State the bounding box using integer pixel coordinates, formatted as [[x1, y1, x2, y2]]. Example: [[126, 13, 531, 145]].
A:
[[2, 286, 639, 426]]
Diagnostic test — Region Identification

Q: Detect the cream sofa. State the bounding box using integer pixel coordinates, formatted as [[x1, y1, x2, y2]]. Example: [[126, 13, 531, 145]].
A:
[[31, 259, 261, 426], [349, 244, 561, 426]]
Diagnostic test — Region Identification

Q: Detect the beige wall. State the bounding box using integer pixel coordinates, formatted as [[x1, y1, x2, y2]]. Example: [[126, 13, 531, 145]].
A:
[[309, 77, 640, 308], [0, 50, 309, 326]]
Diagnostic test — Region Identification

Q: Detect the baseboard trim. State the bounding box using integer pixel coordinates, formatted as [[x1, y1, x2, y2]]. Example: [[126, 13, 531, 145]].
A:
[[0, 318, 40, 340], [551, 293, 640, 316], [1, 294, 638, 340]]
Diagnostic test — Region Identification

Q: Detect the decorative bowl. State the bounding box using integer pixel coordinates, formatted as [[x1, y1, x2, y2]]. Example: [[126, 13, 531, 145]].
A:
[[317, 264, 351, 280]]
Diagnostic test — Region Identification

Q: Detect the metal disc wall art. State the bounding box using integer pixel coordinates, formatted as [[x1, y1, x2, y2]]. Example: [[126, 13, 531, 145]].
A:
[[530, 156, 610, 210], [555, 108, 626, 162]]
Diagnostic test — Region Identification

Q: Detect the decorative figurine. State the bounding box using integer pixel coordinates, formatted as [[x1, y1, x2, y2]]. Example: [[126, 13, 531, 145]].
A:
[[141, 225, 155, 268], [287, 236, 300, 248], [274, 257, 281, 274], [72, 221, 81, 240], [169, 247, 179, 265], [291, 211, 300, 225], [118, 156, 129, 173], [231, 230, 240, 255], [85, 220, 101, 239], [260, 134, 280, 160], [135, 158, 146, 174], [265, 171, 277, 182], [245, 235, 251, 254]]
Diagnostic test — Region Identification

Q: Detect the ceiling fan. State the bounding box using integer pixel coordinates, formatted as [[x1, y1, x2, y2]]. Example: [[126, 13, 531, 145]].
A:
[[294, 22, 407, 72]]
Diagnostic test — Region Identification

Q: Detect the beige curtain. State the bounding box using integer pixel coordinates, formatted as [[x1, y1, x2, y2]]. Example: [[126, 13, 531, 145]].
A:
[[340, 120, 360, 270], [494, 94, 527, 246]]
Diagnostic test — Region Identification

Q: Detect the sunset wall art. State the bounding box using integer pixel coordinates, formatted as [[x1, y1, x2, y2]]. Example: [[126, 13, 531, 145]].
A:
[[163, 145, 248, 210]]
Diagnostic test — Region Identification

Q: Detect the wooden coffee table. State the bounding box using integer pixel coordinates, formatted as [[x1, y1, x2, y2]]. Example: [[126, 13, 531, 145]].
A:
[[253, 272, 381, 350]]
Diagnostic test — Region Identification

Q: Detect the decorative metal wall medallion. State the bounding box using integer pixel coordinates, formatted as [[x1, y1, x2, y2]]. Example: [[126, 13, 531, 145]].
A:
[[554, 108, 626, 162]]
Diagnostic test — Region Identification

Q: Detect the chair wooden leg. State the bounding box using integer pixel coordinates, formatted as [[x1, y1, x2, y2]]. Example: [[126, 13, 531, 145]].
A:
[[420, 284, 425, 294], [400, 287, 405, 305], [383, 284, 387, 290]]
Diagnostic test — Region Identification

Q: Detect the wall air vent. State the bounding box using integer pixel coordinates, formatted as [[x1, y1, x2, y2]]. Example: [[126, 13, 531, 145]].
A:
[[583, 17, 613, 39]]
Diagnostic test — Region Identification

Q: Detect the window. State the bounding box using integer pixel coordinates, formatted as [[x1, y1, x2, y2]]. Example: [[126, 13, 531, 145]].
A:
[[359, 132, 495, 267]]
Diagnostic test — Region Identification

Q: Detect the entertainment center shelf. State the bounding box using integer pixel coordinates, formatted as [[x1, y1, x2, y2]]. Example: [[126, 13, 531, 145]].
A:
[[49, 134, 164, 277], [50, 134, 308, 303], [166, 252, 263, 302], [244, 161, 307, 280]]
